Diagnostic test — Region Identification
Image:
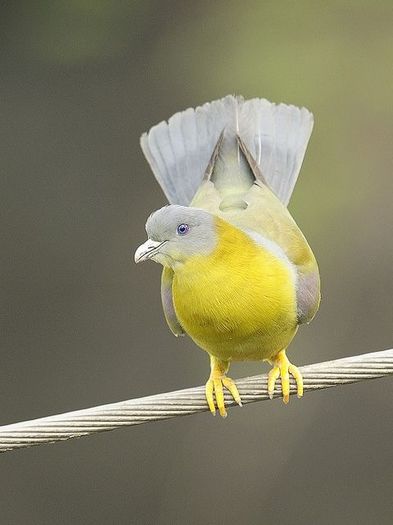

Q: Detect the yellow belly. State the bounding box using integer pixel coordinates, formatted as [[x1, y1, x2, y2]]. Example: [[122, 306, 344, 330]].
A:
[[172, 219, 298, 362]]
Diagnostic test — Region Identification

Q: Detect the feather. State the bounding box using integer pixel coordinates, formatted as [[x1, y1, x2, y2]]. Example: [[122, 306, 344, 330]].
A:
[[161, 266, 184, 337], [140, 95, 313, 207]]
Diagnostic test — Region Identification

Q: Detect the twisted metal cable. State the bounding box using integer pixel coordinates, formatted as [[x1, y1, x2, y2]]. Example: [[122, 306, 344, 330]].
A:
[[0, 349, 392, 453]]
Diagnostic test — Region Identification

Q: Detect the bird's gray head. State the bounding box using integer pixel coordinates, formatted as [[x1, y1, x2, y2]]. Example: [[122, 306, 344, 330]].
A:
[[134, 205, 217, 268]]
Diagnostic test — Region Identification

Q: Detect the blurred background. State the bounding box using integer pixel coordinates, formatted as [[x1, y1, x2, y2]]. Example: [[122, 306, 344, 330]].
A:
[[1, 1, 393, 523]]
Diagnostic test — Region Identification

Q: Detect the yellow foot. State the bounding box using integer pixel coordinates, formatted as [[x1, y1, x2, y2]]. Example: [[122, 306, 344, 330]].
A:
[[267, 349, 303, 404], [205, 376, 242, 417], [205, 356, 242, 417]]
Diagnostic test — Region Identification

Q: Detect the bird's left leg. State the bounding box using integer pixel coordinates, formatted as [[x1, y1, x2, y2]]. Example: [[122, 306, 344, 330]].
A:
[[267, 349, 303, 403], [205, 355, 242, 417]]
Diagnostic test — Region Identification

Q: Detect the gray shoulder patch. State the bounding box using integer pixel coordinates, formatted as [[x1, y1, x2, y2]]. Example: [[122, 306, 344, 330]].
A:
[[296, 270, 321, 324], [161, 268, 185, 337]]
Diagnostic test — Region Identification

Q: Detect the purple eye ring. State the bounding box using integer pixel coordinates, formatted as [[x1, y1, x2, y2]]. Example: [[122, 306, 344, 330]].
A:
[[176, 223, 190, 235]]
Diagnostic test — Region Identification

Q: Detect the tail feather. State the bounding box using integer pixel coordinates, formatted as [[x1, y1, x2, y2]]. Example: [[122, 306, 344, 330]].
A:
[[140, 95, 313, 206]]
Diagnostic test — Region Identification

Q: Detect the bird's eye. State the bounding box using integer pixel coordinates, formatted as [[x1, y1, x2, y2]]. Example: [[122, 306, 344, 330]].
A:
[[176, 223, 190, 235]]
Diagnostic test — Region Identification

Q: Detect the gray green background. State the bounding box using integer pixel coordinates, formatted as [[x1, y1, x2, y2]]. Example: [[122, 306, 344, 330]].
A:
[[1, 1, 393, 524]]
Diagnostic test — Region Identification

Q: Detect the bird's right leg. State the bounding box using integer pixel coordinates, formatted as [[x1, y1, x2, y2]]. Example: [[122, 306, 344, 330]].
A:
[[267, 348, 303, 403], [205, 355, 242, 417]]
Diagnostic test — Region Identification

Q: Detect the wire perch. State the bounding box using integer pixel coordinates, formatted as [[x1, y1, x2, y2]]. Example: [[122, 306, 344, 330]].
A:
[[0, 349, 392, 453]]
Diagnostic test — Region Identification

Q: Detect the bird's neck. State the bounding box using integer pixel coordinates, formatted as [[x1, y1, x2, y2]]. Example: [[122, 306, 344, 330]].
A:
[[173, 217, 266, 281]]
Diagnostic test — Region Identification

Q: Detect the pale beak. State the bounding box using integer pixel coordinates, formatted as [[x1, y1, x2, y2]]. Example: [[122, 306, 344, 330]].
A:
[[134, 239, 167, 263]]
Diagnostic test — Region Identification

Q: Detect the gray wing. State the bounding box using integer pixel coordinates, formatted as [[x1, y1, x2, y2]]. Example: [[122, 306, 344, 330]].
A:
[[295, 270, 321, 324], [161, 267, 184, 337]]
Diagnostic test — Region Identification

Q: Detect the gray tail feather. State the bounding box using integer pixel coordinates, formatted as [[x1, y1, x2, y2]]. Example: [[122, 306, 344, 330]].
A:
[[140, 95, 313, 206]]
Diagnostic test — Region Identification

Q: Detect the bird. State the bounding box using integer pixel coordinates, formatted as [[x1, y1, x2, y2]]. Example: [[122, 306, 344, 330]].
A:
[[134, 95, 320, 417]]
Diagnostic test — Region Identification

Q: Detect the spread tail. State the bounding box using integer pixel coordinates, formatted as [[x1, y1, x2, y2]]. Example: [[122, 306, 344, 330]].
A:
[[140, 95, 313, 207]]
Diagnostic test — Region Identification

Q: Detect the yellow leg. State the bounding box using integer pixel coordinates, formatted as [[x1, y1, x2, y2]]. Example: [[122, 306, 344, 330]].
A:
[[267, 349, 303, 404], [205, 355, 242, 417]]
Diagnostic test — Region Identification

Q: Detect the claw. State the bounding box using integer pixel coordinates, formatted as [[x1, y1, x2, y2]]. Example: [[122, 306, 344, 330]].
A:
[[267, 349, 303, 403], [267, 366, 280, 399], [205, 379, 216, 415], [213, 378, 226, 417], [222, 377, 242, 407], [205, 356, 242, 417], [289, 364, 304, 398]]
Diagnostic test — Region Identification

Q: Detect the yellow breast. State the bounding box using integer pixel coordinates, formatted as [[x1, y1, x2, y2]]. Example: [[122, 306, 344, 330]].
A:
[[172, 218, 298, 361]]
